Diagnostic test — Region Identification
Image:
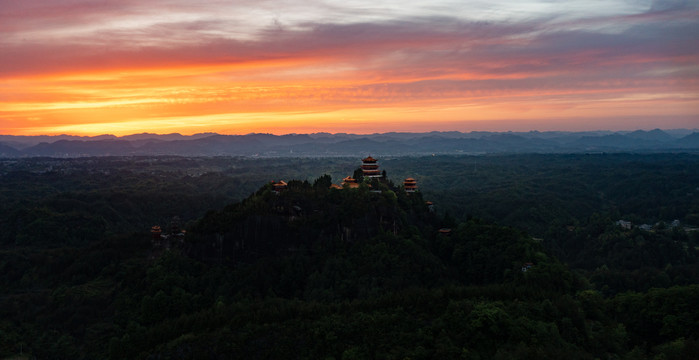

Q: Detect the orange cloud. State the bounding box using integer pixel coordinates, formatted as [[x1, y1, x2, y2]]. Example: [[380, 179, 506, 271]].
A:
[[1, 4, 698, 136]]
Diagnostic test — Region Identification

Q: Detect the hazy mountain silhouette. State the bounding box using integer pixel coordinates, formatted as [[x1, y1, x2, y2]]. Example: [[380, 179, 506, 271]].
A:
[[25, 139, 134, 156], [120, 132, 216, 141], [625, 129, 675, 142], [0, 134, 115, 149], [677, 132, 699, 148], [1, 129, 697, 157], [0, 142, 22, 157]]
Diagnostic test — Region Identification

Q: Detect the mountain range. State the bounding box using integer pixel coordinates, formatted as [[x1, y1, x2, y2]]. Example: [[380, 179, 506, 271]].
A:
[[1, 129, 698, 157]]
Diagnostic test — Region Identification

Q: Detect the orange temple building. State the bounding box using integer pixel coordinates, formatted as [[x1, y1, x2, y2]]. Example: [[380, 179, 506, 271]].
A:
[[272, 180, 288, 192], [341, 176, 360, 188], [151, 225, 162, 240], [404, 178, 418, 192], [361, 156, 381, 178]]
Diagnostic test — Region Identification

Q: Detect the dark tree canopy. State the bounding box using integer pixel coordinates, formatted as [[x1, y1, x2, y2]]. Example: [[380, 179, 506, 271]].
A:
[[0, 154, 697, 359]]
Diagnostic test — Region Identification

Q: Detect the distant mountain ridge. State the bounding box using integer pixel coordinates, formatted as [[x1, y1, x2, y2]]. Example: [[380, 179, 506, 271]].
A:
[[0, 129, 698, 157]]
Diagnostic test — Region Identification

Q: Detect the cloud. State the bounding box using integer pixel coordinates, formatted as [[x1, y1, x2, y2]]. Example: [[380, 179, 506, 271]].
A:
[[650, 0, 697, 12], [2, 13, 696, 98], [1, 1, 697, 135], [2, 0, 696, 78]]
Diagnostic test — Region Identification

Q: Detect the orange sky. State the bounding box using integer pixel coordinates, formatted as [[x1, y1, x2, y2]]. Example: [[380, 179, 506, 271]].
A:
[[1, 1, 698, 136]]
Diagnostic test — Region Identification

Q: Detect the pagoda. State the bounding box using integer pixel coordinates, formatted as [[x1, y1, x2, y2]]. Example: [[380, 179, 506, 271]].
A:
[[404, 178, 418, 192], [361, 156, 381, 178]]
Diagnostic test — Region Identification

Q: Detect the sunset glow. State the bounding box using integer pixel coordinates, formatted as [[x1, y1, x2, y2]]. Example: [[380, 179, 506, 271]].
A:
[[1, 0, 698, 135]]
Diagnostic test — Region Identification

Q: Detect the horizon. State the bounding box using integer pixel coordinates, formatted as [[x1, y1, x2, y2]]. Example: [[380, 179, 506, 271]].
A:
[[2, 127, 698, 139], [1, 1, 698, 136]]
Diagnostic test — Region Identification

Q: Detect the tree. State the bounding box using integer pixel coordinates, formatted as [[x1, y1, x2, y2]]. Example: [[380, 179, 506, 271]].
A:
[[353, 168, 365, 183], [314, 174, 332, 189]]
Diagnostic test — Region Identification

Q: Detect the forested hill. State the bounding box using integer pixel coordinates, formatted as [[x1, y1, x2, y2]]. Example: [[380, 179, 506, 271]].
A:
[[186, 176, 561, 290], [126, 177, 601, 358], [188, 176, 440, 266], [0, 158, 697, 359]]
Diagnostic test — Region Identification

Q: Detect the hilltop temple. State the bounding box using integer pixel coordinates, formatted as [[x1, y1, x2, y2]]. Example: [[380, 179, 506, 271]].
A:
[[361, 156, 381, 178], [341, 176, 360, 188], [327, 156, 419, 193], [404, 178, 418, 192]]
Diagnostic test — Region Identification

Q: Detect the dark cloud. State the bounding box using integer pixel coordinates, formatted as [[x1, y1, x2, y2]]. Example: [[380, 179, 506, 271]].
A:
[[650, 0, 697, 12]]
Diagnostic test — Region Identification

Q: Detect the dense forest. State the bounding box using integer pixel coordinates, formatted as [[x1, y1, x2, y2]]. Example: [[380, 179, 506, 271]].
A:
[[0, 153, 697, 359]]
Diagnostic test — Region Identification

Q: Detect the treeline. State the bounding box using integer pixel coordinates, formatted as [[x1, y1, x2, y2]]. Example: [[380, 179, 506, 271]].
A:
[[0, 156, 361, 247], [3, 154, 696, 248], [0, 169, 238, 246], [381, 153, 699, 233]]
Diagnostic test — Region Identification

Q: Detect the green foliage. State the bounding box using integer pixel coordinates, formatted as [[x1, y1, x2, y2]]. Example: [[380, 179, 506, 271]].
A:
[[0, 154, 697, 359]]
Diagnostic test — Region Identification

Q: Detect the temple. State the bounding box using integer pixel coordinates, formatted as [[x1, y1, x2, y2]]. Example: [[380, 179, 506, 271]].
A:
[[341, 176, 360, 188], [438, 228, 452, 235], [151, 225, 162, 240], [404, 178, 418, 192], [361, 156, 381, 178], [272, 180, 288, 192]]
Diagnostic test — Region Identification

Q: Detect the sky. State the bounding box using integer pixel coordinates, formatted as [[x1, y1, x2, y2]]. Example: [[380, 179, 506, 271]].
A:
[[1, 0, 697, 136]]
